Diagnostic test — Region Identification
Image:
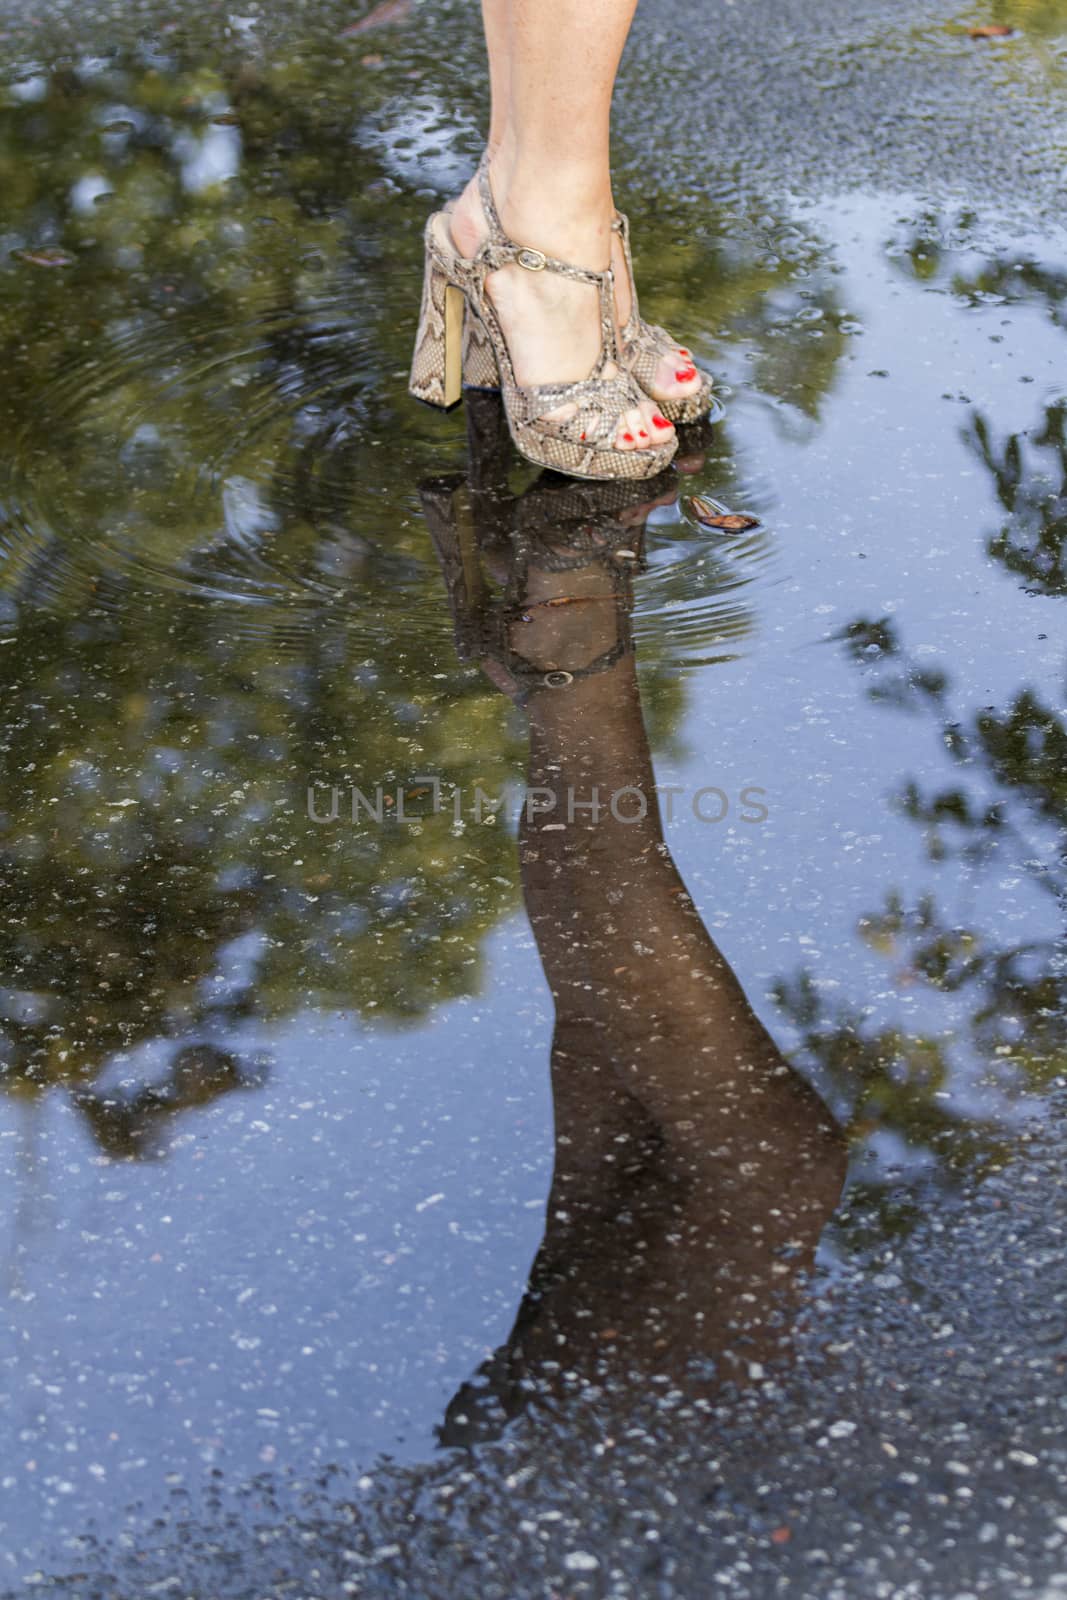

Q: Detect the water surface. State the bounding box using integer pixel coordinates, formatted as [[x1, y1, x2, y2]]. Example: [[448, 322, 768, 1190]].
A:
[[1, 3, 1067, 1594]]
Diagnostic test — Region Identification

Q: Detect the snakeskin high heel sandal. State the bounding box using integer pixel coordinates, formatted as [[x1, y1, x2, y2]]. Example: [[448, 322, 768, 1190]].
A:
[[611, 210, 715, 425], [408, 167, 677, 483], [455, 156, 713, 426]]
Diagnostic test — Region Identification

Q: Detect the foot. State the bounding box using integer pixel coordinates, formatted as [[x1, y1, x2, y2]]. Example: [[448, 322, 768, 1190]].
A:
[[610, 229, 704, 409], [449, 172, 674, 457]]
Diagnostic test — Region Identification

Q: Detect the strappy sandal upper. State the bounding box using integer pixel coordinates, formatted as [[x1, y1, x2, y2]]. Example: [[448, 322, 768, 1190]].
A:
[[459, 154, 713, 427], [611, 210, 715, 425], [411, 162, 676, 482]]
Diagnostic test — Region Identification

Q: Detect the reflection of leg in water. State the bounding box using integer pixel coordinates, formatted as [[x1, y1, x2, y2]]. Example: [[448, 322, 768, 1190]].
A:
[[424, 406, 847, 1447]]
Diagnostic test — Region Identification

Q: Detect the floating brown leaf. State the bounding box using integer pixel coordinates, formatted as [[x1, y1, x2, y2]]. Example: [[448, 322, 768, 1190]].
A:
[[340, 0, 412, 36], [690, 497, 761, 532], [967, 23, 1015, 37], [211, 112, 241, 125], [13, 248, 75, 268]]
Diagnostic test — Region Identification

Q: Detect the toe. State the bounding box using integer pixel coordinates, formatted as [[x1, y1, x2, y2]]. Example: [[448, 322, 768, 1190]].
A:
[[542, 400, 579, 429], [638, 398, 672, 447], [651, 353, 701, 401], [614, 405, 645, 451]]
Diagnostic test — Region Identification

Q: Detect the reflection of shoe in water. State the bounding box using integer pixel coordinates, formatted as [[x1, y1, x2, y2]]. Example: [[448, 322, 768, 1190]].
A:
[[419, 433, 677, 703], [672, 409, 722, 465]]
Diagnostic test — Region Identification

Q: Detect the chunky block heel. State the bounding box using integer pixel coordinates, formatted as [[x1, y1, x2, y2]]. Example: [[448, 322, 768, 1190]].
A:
[[461, 311, 500, 392], [409, 254, 466, 411]]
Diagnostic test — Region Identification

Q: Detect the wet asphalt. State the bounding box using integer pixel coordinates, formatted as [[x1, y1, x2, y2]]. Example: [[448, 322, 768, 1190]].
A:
[[629, 0, 1067, 216], [2, 0, 1067, 1595]]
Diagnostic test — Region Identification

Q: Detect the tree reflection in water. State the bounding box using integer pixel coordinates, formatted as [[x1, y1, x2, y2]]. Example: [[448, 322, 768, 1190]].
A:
[[0, 39, 848, 1168]]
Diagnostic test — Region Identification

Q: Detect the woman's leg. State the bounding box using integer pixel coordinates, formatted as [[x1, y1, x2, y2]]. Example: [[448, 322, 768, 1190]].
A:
[[452, 0, 669, 451], [461, 0, 703, 413], [481, 0, 512, 161], [493, 0, 637, 220]]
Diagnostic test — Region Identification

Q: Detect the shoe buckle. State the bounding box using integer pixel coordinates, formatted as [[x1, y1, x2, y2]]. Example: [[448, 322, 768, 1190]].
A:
[[516, 247, 547, 272], [542, 670, 574, 688]]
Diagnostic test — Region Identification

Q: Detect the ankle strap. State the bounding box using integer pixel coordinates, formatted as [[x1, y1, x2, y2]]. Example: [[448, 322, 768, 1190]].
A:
[[476, 152, 508, 247], [481, 238, 609, 287], [475, 152, 614, 291]]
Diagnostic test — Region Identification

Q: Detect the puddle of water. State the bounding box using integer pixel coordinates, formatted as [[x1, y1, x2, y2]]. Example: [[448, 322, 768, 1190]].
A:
[[989, 0, 1067, 36], [0, 10, 1066, 1595]]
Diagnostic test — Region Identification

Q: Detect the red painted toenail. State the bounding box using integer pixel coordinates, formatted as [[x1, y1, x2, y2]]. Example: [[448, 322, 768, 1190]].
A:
[[622, 432, 635, 442], [652, 414, 670, 428], [639, 430, 648, 438], [580, 432, 586, 440], [676, 367, 697, 383]]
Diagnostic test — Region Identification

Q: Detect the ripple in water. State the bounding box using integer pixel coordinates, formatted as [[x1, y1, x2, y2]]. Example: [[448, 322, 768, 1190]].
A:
[[2, 301, 776, 672]]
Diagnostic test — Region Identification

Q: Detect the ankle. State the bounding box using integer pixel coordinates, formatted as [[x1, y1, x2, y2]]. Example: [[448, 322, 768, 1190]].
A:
[[449, 175, 489, 259], [485, 127, 517, 186], [497, 174, 614, 271]]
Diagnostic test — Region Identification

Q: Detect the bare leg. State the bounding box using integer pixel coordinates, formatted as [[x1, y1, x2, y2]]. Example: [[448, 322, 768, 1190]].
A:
[[481, 0, 511, 159], [460, 0, 703, 410], [454, 0, 658, 452]]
